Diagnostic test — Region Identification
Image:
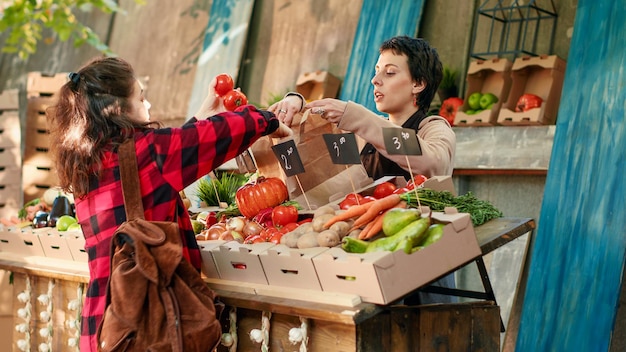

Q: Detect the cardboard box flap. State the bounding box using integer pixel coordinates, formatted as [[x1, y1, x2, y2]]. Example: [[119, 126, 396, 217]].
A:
[[467, 58, 512, 74], [315, 247, 396, 268], [432, 209, 472, 233], [422, 176, 456, 195], [264, 244, 329, 259], [512, 55, 566, 72], [215, 241, 275, 255]]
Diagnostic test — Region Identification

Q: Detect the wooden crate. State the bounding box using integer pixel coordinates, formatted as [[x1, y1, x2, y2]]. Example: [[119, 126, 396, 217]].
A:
[[26, 72, 68, 98]]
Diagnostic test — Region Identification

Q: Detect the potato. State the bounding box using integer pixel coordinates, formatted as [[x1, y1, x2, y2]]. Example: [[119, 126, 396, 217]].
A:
[[312, 213, 335, 232], [294, 222, 313, 235], [347, 229, 362, 239], [329, 221, 351, 238], [297, 232, 320, 249], [317, 230, 340, 247], [313, 205, 337, 219], [281, 232, 305, 248]]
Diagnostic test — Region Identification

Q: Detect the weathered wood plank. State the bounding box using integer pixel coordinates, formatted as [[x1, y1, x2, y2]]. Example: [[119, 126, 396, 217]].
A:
[[516, 0, 626, 350]]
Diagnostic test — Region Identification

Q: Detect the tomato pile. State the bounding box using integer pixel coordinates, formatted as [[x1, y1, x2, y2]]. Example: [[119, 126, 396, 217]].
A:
[[338, 175, 427, 209]]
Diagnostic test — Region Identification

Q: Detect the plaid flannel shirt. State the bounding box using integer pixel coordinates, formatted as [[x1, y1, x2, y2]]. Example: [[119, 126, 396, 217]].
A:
[[76, 106, 276, 351]]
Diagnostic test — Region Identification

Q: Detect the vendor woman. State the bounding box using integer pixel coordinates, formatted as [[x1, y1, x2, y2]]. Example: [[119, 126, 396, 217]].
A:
[[271, 35, 456, 303]]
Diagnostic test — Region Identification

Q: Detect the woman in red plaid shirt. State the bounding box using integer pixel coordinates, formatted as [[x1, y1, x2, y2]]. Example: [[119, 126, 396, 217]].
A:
[[48, 57, 292, 351]]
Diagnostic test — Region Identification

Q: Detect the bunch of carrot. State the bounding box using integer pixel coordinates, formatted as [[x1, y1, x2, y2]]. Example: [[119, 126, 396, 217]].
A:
[[323, 193, 406, 240]]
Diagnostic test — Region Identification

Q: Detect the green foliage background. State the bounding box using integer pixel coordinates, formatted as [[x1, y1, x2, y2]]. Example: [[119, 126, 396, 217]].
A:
[[0, 0, 144, 59]]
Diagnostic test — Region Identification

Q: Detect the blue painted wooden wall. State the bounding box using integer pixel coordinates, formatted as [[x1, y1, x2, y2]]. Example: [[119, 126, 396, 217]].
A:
[[186, 0, 255, 117], [516, 1, 626, 350], [339, 0, 426, 114]]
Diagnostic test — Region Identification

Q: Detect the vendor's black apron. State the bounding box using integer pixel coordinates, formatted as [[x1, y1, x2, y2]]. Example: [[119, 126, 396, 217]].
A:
[[360, 110, 457, 304], [360, 110, 425, 181]]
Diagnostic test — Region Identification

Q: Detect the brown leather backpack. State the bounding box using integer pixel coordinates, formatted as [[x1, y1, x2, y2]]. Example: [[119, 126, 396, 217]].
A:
[[97, 140, 224, 351]]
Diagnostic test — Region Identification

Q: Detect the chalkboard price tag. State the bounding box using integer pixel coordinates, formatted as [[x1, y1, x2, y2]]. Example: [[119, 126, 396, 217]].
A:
[[382, 127, 422, 155], [271, 140, 305, 176], [323, 133, 361, 165]]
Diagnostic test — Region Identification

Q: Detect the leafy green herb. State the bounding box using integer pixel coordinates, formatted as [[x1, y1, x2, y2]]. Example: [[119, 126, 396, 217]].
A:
[[196, 172, 248, 207], [400, 188, 503, 226], [17, 198, 41, 219]]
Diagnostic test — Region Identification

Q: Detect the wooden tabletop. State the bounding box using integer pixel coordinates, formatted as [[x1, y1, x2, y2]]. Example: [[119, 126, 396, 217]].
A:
[[0, 217, 536, 324], [474, 217, 536, 255]]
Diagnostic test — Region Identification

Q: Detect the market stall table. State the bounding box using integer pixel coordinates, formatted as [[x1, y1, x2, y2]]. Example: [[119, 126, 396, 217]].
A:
[[0, 217, 534, 351]]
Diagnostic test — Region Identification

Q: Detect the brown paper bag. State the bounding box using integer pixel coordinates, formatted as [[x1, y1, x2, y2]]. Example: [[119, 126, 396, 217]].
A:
[[245, 111, 372, 208]]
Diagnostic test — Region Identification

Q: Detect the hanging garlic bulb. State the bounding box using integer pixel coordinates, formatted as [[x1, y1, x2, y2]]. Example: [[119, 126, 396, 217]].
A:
[[221, 333, 234, 347], [249, 328, 263, 343]]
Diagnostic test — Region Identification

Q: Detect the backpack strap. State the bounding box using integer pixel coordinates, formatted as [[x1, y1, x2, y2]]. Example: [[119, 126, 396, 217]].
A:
[[118, 139, 145, 221]]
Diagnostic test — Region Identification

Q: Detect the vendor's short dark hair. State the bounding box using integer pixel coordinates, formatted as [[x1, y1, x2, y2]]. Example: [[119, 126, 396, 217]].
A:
[[380, 36, 443, 112]]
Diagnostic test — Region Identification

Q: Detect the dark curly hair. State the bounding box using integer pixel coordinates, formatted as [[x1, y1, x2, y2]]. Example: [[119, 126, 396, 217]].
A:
[[379, 36, 443, 113], [48, 57, 158, 197]]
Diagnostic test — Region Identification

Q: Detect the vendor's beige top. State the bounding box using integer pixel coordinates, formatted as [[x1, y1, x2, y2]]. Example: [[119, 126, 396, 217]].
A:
[[338, 101, 456, 177]]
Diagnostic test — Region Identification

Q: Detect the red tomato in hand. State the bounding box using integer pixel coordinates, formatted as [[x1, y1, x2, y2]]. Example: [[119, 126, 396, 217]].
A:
[[515, 93, 543, 112], [373, 182, 397, 199], [215, 74, 234, 97], [271, 205, 299, 227], [406, 174, 428, 190], [224, 90, 248, 111]]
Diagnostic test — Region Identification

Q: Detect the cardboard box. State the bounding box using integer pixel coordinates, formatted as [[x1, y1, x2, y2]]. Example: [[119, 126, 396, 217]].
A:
[[296, 71, 341, 101], [454, 58, 513, 126], [65, 232, 88, 262], [27, 72, 68, 97], [210, 242, 276, 285], [0, 196, 20, 220], [0, 111, 21, 148], [0, 147, 21, 168], [22, 164, 59, 203], [497, 55, 566, 125], [0, 228, 45, 256], [0, 166, 21, 186], [36, 229, 74, 260], [197, 240, 227, 279], [312, 209, 481, 304], [259, 244, 327, 291], [0, 89, 19, 110]]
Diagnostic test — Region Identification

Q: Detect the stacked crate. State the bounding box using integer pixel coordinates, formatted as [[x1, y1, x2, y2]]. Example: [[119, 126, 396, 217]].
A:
[[0, 89, 22, 220], [23, 72, 68, 203]]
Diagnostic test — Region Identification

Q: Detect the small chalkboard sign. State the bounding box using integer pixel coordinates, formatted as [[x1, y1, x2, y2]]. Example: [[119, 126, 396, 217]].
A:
[[382, 127, 422, 155], [322, 133, 361, 165], [271, 139, 305, 176]]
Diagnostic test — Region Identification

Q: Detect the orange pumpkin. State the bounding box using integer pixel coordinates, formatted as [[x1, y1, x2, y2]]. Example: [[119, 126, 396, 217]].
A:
[[235, 177, 288, 218]]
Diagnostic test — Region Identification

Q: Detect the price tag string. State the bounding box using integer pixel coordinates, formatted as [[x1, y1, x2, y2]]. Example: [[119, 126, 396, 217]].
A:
[[208, 171, 227, 208], [405, 156, 421, 209], [294, 175, 312, 211], [346, 165, 361, 205]]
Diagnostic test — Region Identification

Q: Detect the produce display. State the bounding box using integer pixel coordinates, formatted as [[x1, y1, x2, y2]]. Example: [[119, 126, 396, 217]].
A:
[[515, 93, 543, 112], [465, 92, 498, 115], [191, 174, 502, 258], [439, 97, 463, 125]]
